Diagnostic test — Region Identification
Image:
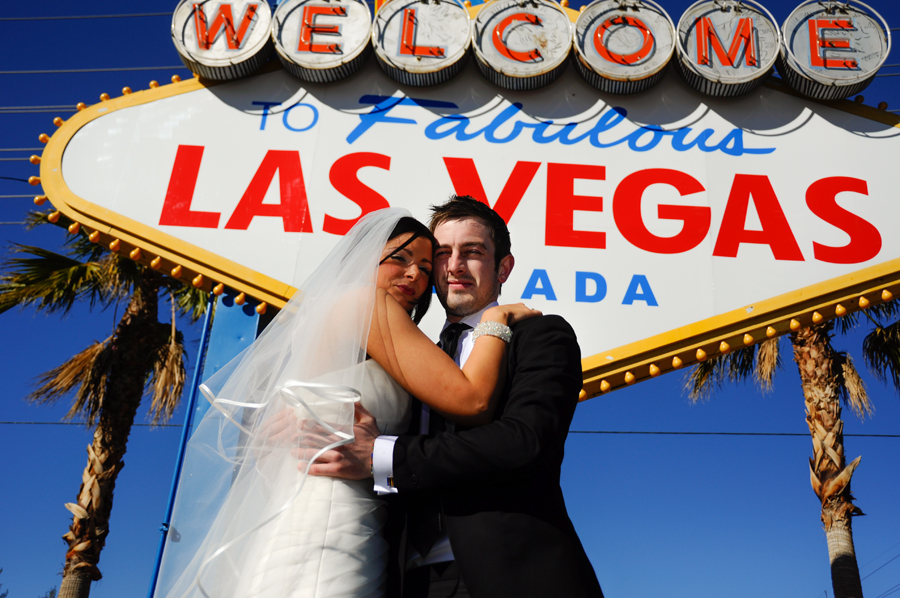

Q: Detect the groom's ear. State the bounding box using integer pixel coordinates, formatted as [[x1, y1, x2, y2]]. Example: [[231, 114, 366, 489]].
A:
[[497, 254, 514, 284]]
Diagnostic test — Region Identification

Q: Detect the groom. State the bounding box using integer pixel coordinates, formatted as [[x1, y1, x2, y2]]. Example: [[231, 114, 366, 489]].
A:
[[318, 196, 603, 597]]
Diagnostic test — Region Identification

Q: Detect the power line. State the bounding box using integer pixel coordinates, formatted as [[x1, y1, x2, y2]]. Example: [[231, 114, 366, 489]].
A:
[[569, 430, 900, 438], [873, 581, 900, 598], [0, 105, 76, 110], [863, 551, 900, 581], [0, 66, 188, 75], [0, 421, 179, 427], [0, 13, 171, 21], [0, 108, 78, 114], [5, 422, 895, 437], [864, 541, 900, 571]]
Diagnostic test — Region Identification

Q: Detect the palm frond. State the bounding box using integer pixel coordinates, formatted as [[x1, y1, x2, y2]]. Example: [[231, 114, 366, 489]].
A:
[[28, 338, 113, 425], [754, 337, 781, 392], [147, 298, 188, 424], [95, 253, 140, 302], [148, 327, 187, 424], [170, 282, 210, 321], [686, 357, 720, 401], [862, 320, 900, 396], [834, 352, 873, 418], [686, 345, 757, 401], [686, 340, 784, 401], [869, 300, 900, 322], [832, 310, 863, 335], [0, 244, 111, 315]]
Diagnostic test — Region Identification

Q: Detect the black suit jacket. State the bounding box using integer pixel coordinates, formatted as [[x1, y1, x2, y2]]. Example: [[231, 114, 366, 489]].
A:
[[392, 315, 603, 597]]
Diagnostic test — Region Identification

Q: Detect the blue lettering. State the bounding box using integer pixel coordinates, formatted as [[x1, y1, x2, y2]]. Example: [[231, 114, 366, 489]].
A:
[[531, 122, 583, 145], [670, 127, 714, 152], [348, 95, 458, 144], [626, 125, 666, 152], [585, 107, 629, 148], [521, 269, 557, 301], [480, 103, 529, 144], [282, 103, 318, 132], [252, 101, 281, 131], [355, 94, 773, 157], [575, 272, 607, 303], [622, 274, 658, 306], [714, 128, 775, 156], [424, 116, 482, 141]]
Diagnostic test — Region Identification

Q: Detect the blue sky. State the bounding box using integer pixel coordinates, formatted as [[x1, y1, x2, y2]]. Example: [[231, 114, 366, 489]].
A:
[[2, 2, 900, 597]]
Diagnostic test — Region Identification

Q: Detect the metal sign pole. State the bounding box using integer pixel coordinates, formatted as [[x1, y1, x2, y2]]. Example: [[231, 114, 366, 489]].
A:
[[146, 292, 215, 598]]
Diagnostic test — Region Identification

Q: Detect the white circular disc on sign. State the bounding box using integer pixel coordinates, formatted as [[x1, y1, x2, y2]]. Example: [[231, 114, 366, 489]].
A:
[[779, 0, 890, 100], [273, 0, 372, 83], [574, 0, 674, 94], [473, 0, 573, 90], [172, 0, 274, 80], [675, 0, 779, 96], [372, 0, 471, 86]]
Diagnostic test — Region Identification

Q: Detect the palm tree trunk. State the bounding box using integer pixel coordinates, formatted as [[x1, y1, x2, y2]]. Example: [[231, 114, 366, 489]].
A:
[[791, 324, 864, 598], [59, 273, 161, 598]]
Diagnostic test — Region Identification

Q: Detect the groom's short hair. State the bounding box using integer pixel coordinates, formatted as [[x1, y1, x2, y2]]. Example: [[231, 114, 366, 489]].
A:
[[428, 195, 512, 268]]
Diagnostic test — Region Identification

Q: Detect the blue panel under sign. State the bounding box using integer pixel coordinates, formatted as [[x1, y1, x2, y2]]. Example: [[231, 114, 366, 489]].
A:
[[188, 292, 260, 430]]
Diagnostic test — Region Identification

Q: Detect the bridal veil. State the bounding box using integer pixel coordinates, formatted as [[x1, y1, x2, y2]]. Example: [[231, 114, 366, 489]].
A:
[[154, 208, 411, 598]]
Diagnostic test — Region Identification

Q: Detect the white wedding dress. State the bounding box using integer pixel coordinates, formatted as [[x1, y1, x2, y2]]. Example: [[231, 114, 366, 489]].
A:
[[156, 209, 419, 598], [230, 360, 411, 598]]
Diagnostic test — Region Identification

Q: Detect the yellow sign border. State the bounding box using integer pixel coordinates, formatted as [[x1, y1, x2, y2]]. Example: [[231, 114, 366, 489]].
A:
[[36, 35, 900, 400]]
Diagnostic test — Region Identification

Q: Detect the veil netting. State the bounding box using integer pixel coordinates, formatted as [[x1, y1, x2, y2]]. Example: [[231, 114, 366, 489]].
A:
[[154, 208, 413, 598]]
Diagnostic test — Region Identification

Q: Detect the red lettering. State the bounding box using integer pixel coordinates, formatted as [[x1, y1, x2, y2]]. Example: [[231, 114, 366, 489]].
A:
[[695, 17, 756, 67], [594, 16, 654, 65], [713, 174, 803, 261], [613, 169, 709, 254], [806, 177, 880, 264], [443, 158, 540, 224], [224, 151, 312, 232], [399, 8, 445, 57], [323, 153, 391, 235], [545, 163, 606, 249], [298, 5, 346, 54], [808, 19, 857, 69], [159, 145, 221, 229], [193, 3, 259, 51], [493, 13, 543, 62]]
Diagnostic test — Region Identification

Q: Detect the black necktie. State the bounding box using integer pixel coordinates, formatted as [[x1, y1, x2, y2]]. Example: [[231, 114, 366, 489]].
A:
[[433, 323, 471, 435], [409, 322, 472, 558], [417, 323, 471, 435], [439, 323, 471, 361]]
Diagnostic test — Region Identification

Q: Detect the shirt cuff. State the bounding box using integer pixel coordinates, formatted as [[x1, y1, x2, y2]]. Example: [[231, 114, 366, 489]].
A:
[[372, 435, 398, 494]]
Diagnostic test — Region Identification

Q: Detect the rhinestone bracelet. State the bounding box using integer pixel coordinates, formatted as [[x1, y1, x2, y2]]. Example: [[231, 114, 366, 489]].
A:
[[472, 320, 513, 343]]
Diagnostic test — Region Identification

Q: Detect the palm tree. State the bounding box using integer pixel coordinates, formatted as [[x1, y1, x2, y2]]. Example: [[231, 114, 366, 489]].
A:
[[0, 212, 208, 598], [687, 303, 900, 598]]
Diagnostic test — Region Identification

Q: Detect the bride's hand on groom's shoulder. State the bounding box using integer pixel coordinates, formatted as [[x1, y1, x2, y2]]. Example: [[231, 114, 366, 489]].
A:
[[484, 303, 542, 327], [307, 403, 380, 480]]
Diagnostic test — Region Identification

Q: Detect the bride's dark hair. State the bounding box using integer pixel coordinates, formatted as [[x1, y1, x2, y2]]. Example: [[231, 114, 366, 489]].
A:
[[381, 216, 436, 324]]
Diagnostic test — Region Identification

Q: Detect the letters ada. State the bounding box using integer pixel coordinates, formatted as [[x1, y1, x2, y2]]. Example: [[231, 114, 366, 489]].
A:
[[171, 0, 890, 99]]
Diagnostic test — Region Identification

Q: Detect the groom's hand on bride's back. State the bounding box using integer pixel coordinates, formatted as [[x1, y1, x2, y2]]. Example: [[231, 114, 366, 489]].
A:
[[307, 403, 379, 480]]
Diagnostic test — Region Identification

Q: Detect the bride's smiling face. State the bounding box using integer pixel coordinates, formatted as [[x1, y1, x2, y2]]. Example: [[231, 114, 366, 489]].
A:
[[377, 233, 433, 313]]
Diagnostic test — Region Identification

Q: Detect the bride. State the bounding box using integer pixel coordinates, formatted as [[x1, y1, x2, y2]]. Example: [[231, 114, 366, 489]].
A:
[[155, 208, 538, 598]]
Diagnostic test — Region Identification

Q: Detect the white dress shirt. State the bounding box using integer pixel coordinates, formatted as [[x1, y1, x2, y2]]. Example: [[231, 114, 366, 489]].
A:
[[371, 302, 499, 565]]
